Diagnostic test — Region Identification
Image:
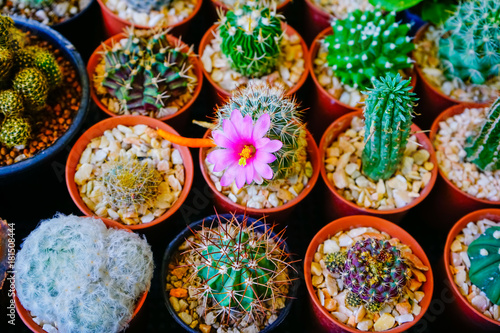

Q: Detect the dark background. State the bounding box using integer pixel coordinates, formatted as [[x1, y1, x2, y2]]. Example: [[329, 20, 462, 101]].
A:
[[0, 0, 494, 332]]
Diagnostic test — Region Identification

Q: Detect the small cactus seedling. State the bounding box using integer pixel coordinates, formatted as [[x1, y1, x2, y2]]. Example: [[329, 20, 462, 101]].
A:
[[219, 3, 283, 77], [465, 98, 500, 171], [125, 0, 171, 12], [361, 73, 418, 181], [325, 9, 414, 91], [324, 251, 347, 273], [0, 90, 24, 116], [12, 67, 49, 111], [438, 0, 500, 85], [0, 116, 31, 148], [467, 226, 500, 305]]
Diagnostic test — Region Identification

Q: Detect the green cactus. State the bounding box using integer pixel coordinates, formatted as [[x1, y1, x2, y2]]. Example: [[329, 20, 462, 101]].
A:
[[324, 251, 347, 273], [13, 67, 49, 111], [215, 83, 308, 180], [32, 49, 63, 89], [0, 47, 13, 83], [7, 27, 29, 52], [15, 46, 38, 69], [467, 226, 500, 305], [0, 90, 24, 117], [0, 16, 14, 48], [325, 9, 414, 91], [361, 73, 418, 181], [125, 0, 170, 12], [438, 0, 500, 85], [465, 98, 500, 171], [0, 116, 31, 148], [219, 4, 283, 77]]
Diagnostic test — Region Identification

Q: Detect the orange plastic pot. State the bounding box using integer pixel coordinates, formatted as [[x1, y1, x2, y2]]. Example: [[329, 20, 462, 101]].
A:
[[199, 128, 321, 223], [319, 110, 438, 223], [199, 23, 310, 106], [96, 0, 202, 38], [66, 115, 194, 231], [87, 32, 203, 132], [428, 104, 500, 223], [308, 27, 418, 141], [443, 209, 500, 331], [304, 0, 331, 42], [304, 215, 434, 333]]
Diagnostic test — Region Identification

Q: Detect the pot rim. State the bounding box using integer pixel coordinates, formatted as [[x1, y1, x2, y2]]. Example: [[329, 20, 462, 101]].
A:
[[304, 0, 333, 20]]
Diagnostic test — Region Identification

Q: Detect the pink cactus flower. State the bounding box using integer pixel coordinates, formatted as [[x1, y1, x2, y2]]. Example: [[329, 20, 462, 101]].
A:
[[207, 109, 283, 189]]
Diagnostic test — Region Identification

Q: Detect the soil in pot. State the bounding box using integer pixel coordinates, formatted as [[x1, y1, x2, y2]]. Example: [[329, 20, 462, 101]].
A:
[[308, 0, 373, 19], [1, 0, 93, 25]]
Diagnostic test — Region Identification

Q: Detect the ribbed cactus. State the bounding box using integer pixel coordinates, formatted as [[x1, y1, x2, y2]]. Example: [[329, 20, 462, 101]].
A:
[[0, 90, 24, 116], [99, 27, 195, 115], [0, 116, 31, 148], [125, 0, 170, 12], [361, 73, 418, 181], [467, 226, 500, 305], [215, 83, 307, 180], [219, 4, 283, 77], [13, 67, 49, 111], [325, 9, 414, 91], [438, 0, 500, 85], [465, 98, 500, 171]]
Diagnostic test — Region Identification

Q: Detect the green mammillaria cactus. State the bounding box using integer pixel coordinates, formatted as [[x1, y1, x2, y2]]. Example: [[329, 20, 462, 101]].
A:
[[324, 251, 347, 273], [125, 0, 171, 12], [13, 67, 49, 111], [0, 16, 14, 48], [0, 90, 24, 116], [7, 27, 29, 52], [438, 0, 500, 85], [325, 9, 414, 91], [0, 116, 31, 148], [32, 49, 63, 89], [219, 4, 283, 77], [0, 47, 13, 82], [465, 98, 500, 171], [467, 226, 500, 305], [361, 73, 418, 181], [215, 83, 308, 180]]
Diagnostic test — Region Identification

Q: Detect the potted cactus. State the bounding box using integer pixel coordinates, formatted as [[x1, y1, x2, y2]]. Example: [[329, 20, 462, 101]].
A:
[[209, 0, 292, 15], [14, 214, 154, 332], [199, 3, 309, 104], [413, 0, 500, 122], [320, 73, 437, 222], [162, 213, 299, 332], [87, 26, 202, 129], [309, 9, 416, 137]]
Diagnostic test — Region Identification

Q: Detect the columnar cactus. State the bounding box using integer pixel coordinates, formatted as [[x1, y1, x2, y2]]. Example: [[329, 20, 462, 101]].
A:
[[325, 9, 414, 91], [361, 73, 418, 181], [438, 0, 500, 85], [125, 0, 171, 12], [465, 98, 500, 171], [0, 116, 31, 148], [99, 27, 195, 115], [219, 4, 283, 77], [467, 226, 500, 305]]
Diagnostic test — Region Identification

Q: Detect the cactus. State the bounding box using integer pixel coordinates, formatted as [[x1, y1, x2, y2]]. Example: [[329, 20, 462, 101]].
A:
[[7, 26, 29, 52], [0, 47, 13, 83], [186, 214, 293, 323], [325, 251, 347, 273], [0, 90, 24, 116], [125, 0, 171, 12], [13, 67, 49, 111], [0, 116, 31, 148], [361, 73, 418, 181], [219, 4, 283, 77], [438, 0, 500, 85], [325, 9, 414, 91], [99, 27, 195, 115], [0, 16, 14, 48], [32, 48, 63, 89], [465, 98, 500, 171], [467, 226, 500, 305], [14, 214, 154, 333], [215, 83, 308, 180]]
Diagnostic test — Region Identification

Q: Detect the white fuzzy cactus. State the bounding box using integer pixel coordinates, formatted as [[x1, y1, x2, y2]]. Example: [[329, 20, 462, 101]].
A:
[[14, 214, 154, 333]]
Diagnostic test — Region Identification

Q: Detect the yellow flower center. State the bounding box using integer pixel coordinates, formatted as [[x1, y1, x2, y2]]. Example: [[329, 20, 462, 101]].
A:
[[238, 145, 254, 166]]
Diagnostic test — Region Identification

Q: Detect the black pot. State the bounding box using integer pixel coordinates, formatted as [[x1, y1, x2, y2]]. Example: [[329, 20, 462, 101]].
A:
[[161, 214, 300, 333]]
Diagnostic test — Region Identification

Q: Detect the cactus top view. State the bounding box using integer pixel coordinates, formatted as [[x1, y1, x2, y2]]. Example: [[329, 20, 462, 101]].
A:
[[361, 73, 418, 181], [438, 0, 500, 85], [325, 9, 414, 91]]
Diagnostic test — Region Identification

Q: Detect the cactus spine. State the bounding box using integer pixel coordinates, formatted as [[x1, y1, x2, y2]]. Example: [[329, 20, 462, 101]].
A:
[[0, 116, 31, 148], [13, 67, 49, 111], [0, 89, 24, 116], [361, 73, 418, 181]]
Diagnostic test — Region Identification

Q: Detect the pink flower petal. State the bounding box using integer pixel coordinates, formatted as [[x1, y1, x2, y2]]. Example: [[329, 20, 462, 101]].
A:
[[254, 150, 277, 164], [252, 113, 271, 140], [254, 137, 270, 149], [207, 149, 238, 173], [259, 139, 282, 153], [253, 173, 263, 184], [253, 161, 274, 180], [220, 162, 239, 187], [235, 167, 246, 189], [245, 163, 255, 184], [212, 130, 237, 149], [240, 114, 254, 141], [222, 117, 240, 143]]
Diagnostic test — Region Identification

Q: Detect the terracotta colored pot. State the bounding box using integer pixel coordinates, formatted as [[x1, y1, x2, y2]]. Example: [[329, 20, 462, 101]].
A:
[[199, 128, 320, 223], [319, 110, 438, 223], [443, 209, 500, 331], [210, 0, 292, 14], [304, 0, 332, 42], [428, 104, 500, 223], [308, 27, 418, 141], [15, 221, 148, 333], [413, 24, 493, 127], [198, 23, 310, 107], [304, 215, 434, 333], [96, 0, 202, 38], [66, 115, 194, 231], [87, 32, 203, 131]]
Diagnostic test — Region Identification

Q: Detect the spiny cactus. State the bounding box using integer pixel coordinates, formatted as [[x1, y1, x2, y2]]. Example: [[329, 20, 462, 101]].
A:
[[219, 4, 283, 77], [325, 251, 347, 273], [0, 47, 13, 82], [465, 98, 500, 171], [32, 48, 63, 88], [99, 27, 195, 115], [186, 214, 293, 323], [100, 157, 163, 212], [0, 116, 31, 148], [361, 73, 418, 181], [14, 214, 154, 333], [467, 226, 500, 305], [438, 0, 500, 85], [0, 16, 14, 48], [13, 67, 49, 111], [325, 9, 414, 91], [215, 83, 307, 180], [0, 89, 24, 116], [125, 0, 171, 12]]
